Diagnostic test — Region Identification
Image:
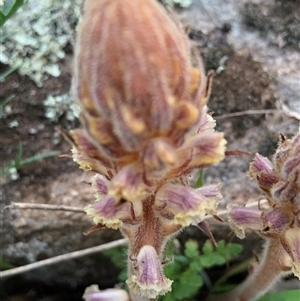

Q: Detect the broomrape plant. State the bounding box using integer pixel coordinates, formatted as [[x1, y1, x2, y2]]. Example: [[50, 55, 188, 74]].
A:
[[211, 133, 300, 301], [63, 0, 299, 301]]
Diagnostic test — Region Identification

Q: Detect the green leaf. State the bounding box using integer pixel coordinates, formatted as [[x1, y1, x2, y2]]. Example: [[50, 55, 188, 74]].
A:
[[194, 169, 204, 188], [0, 94, 14, 108], [102, 245, 127, 268], [216, 240, 225, 250], [189, 258, 203, 271], [160, 293, 176, 301], [0, 0, 24, 27], [184, 240, 200, 259], [226, 243, 243, 256], [174, 254, 189, 265], [0, 255, 15, 270], [172, 269, 203, 300], [198, 253, 226, 267], [221, 243, 243, 259], [202, 240, 214, 254], [0, 0, 16, 15], [199, 254, 218, 268], [15, 141, 23, 166], [117, 269, 128, 282], [210, 253, 227, 265], [0, 150, 60, 177], [257, 290, 300, 301], [164, 260, 185, 279], [0, 64, 22, 81]]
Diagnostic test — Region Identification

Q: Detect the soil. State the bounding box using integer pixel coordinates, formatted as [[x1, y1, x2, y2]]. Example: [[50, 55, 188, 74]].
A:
[[242, 0, 300, 50], [1, 1, 299, 301]]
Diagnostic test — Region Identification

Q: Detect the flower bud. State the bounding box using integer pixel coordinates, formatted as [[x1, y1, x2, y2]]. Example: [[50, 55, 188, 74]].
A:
[[73, 0, 207, 157]]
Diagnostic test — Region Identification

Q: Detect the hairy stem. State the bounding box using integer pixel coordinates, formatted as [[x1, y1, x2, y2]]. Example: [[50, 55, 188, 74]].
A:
[[208, 238, 285, 301]]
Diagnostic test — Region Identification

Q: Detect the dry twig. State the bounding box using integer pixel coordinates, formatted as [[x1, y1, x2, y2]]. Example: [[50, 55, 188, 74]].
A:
[[214, 109, 279, 120], [1, 200, 266, 278], [4, 202, 85, 213], [1, 238, 127, 279]]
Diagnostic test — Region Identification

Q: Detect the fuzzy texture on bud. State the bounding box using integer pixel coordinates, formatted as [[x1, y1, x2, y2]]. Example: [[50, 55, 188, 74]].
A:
[[73, 0, 203, 154], [70, 0, 226, 200], [68, 1, 227, 299]]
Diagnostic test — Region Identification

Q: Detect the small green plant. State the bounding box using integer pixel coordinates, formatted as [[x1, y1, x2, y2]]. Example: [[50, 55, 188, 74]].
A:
[[102, 239, 243, 300], [0, 141, 60, 179], [0, 255, 15, 270], [0, 94, 15, 118], [102, 245, 128, 283], [0, 64, 22, 81], [161, 239, 243, 301], [0, 0, 25, 26]]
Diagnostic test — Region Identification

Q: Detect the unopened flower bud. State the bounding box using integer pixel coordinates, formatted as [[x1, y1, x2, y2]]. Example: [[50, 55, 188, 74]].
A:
[[73, 0, 206, 157]]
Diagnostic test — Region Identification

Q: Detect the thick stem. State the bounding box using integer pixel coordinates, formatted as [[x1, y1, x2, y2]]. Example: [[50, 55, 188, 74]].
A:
[[234, 238, 284, 300], [208, 238, 285, 301], [132, 196, 165, 255], [125, 195, 175, 301]]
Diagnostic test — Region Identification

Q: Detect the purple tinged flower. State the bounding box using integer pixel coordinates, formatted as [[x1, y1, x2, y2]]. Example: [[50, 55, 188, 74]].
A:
[[261, 208, 292, 236], [273, 134, 295, 172], [227, 206, 263, 239], [92, 174, 108, 197], [283, 154, 300, 178], [249, 153, 273, 174], [197, 106, 217, 133], [248, 153, 279, 196], [166, 132, 226, 179], [280, 227, 300, 278], [126, 245, 172, 299], [109, 164, 149, 202], [71, 147, 109, 176], [142, 138, 176, 179], [155, 184, 222, 227], [67, 1, 228, 299], [68, 129, 113, 177], [83, 285, 129, 301], [271, 169, 300, 206], [84, 196, 132, 229], [227, 133, 300, 283]]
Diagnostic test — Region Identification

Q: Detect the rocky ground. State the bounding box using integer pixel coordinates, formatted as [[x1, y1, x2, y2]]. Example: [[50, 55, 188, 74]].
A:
[[1, 0, 299, 300]]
